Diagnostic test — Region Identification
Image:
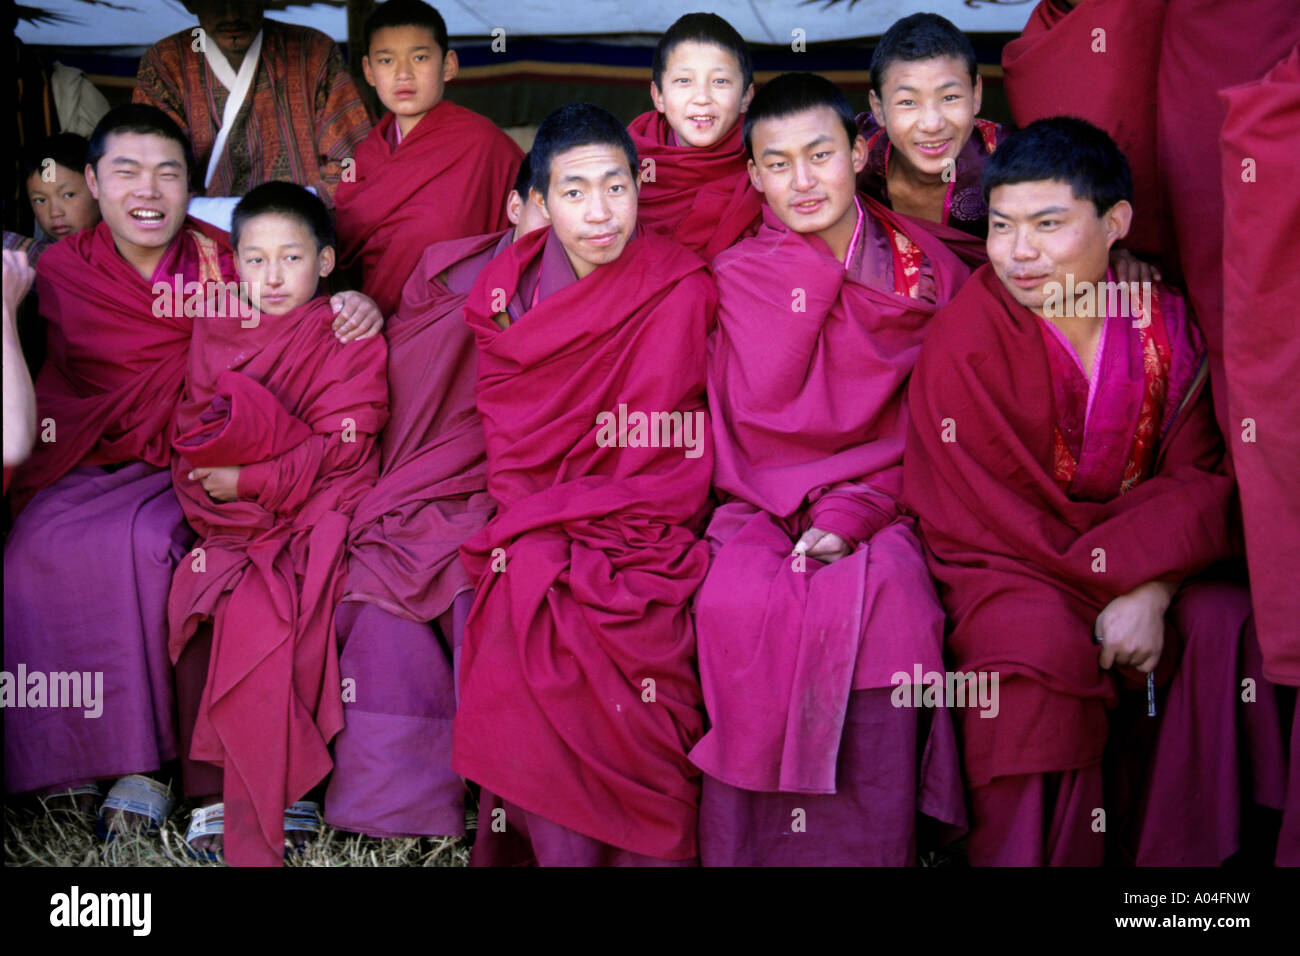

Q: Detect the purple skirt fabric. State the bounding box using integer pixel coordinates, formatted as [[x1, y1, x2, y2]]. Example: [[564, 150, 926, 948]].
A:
[[1134, 580, 1290, 864], [4, 463, 192, 794], [699, 687, 967, 866], [470, 788, 698, 867], [323, 593, 472, 838]]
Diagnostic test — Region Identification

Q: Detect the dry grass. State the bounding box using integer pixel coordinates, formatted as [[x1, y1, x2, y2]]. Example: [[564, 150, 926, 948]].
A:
[[5, 795, 963, 867], [4, 796, 473, 868]]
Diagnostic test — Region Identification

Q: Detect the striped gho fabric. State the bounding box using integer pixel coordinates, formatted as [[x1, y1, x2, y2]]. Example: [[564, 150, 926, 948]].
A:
[[133, 18, 373, 204]]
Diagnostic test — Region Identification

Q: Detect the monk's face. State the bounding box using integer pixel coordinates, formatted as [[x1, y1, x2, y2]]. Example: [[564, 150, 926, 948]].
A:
[[186, 1, 266, 62], [85, 131, 190, 259], [987, 179, 1132, 317], [747, 106, 868, 259], [868, 55, 982, 180], [507, 188, 548, 241], [235, 212, 334, 316], [26, 163, 100, 239], [650, 40, 754, 149], [363, 25, 458, 128], [536, 142, 638, 279]]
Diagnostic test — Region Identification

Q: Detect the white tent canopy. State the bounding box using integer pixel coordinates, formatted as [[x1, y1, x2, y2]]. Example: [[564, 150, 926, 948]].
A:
[[18, 0, 1034, 48]]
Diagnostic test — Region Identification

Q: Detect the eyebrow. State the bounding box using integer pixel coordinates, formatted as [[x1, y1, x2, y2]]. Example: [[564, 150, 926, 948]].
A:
[[893, 80, 964, 93], [988, 204, 1071, 219], [372, 45, 432, 53], [108, 157, 184, 170], [760, 133, 833, 158], [559, 168, 629, 184]]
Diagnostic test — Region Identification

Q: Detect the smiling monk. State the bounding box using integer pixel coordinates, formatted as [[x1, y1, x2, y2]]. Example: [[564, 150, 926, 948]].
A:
[[452, 103, 716, 866]]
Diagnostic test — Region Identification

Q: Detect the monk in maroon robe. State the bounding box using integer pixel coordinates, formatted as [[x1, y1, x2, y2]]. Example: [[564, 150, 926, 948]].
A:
[[5, 108, 233, 810], [628, 13, 762, 261], [334, 0, 522, 317], [1002, 0, 1166, 260], [1219, 46, 1300, 864], [169, 183, 388, 866], [854, 13, 1007, 267], [904, 119, 1283, 865], [692, 73, 969, 866], [452, 104, 715, 866], [325, 166, 548, 840], [4, 105, 382, 830]]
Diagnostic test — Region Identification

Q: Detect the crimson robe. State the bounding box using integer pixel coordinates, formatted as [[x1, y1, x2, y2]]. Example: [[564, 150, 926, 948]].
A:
[[904, 266, 1251, 862], [1156, 0, 1300, 437], [335, 102, 522, 317], [169, 296, 387, 866], [5, 218, 232, 798], [1003, 0, 1167, 259], [10, 218, 232, 512], [627, 110, 763, 261], [1219, 46, 1300, 689], [452, 227, 716, 862], [691, 196, 970, 863], [1219, 47, 1300, 864], [325, 230, 504, 838]]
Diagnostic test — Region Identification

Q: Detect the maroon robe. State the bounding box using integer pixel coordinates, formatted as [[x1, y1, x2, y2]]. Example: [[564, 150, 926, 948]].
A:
[[324, 230, 505, 838], [5, 219, 232, 797], [169, 296, 388, 866], [1156, 0, 1300, 438], [1219, 45, 1300, 866], [904, 266, 1248, 865], [1003, 0, 1167, 259], [453, 227, 715, 863], [691, 196, 970, 864], [334, 102, 522, 316], [627, 110, 763, 261]]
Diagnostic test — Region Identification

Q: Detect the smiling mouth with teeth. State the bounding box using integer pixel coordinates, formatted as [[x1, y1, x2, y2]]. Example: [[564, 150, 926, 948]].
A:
[[130, 210, 164, 221]]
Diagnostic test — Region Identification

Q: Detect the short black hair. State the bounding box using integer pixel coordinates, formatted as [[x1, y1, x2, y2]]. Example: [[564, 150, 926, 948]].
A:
[[652, 12, 753, 91], [21, 132, 90, 181], [511, 155, 531, 196], [231, 181, 336, 253], [869, 13, 978, 94], [365, 0, 448, 57], [86, 104, 195, 188], [529, 103, 638, 198], [743, 72, 859, 160], [983, 117, 1134, 216]]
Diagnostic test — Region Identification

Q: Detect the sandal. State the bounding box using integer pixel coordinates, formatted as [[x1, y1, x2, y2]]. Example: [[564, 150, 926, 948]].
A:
[[184, 802, 225, 863], [283, 800, 322, 856], [95, 774, 174, 840], [43, 782, 103, 814], [184, 800, 321, 863]]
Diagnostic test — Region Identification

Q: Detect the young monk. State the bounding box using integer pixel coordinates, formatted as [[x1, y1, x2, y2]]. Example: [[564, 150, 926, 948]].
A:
[[689, 72, 968, 866], [22, 133, 100, 243], [324, 159, 547, 840], [335, 0, 523, 316], [3, 105, 382, 835], [856, 13, 1006, 266], [451, 103, 716, 866], [903, 118, 1285, 866], [169, 182, 388, 866], [628, 12, 762, 261], [5, 135, 102, 375]]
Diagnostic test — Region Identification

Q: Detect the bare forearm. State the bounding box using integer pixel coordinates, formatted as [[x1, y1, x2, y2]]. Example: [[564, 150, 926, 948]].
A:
[[3, 303, 37, 467]]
